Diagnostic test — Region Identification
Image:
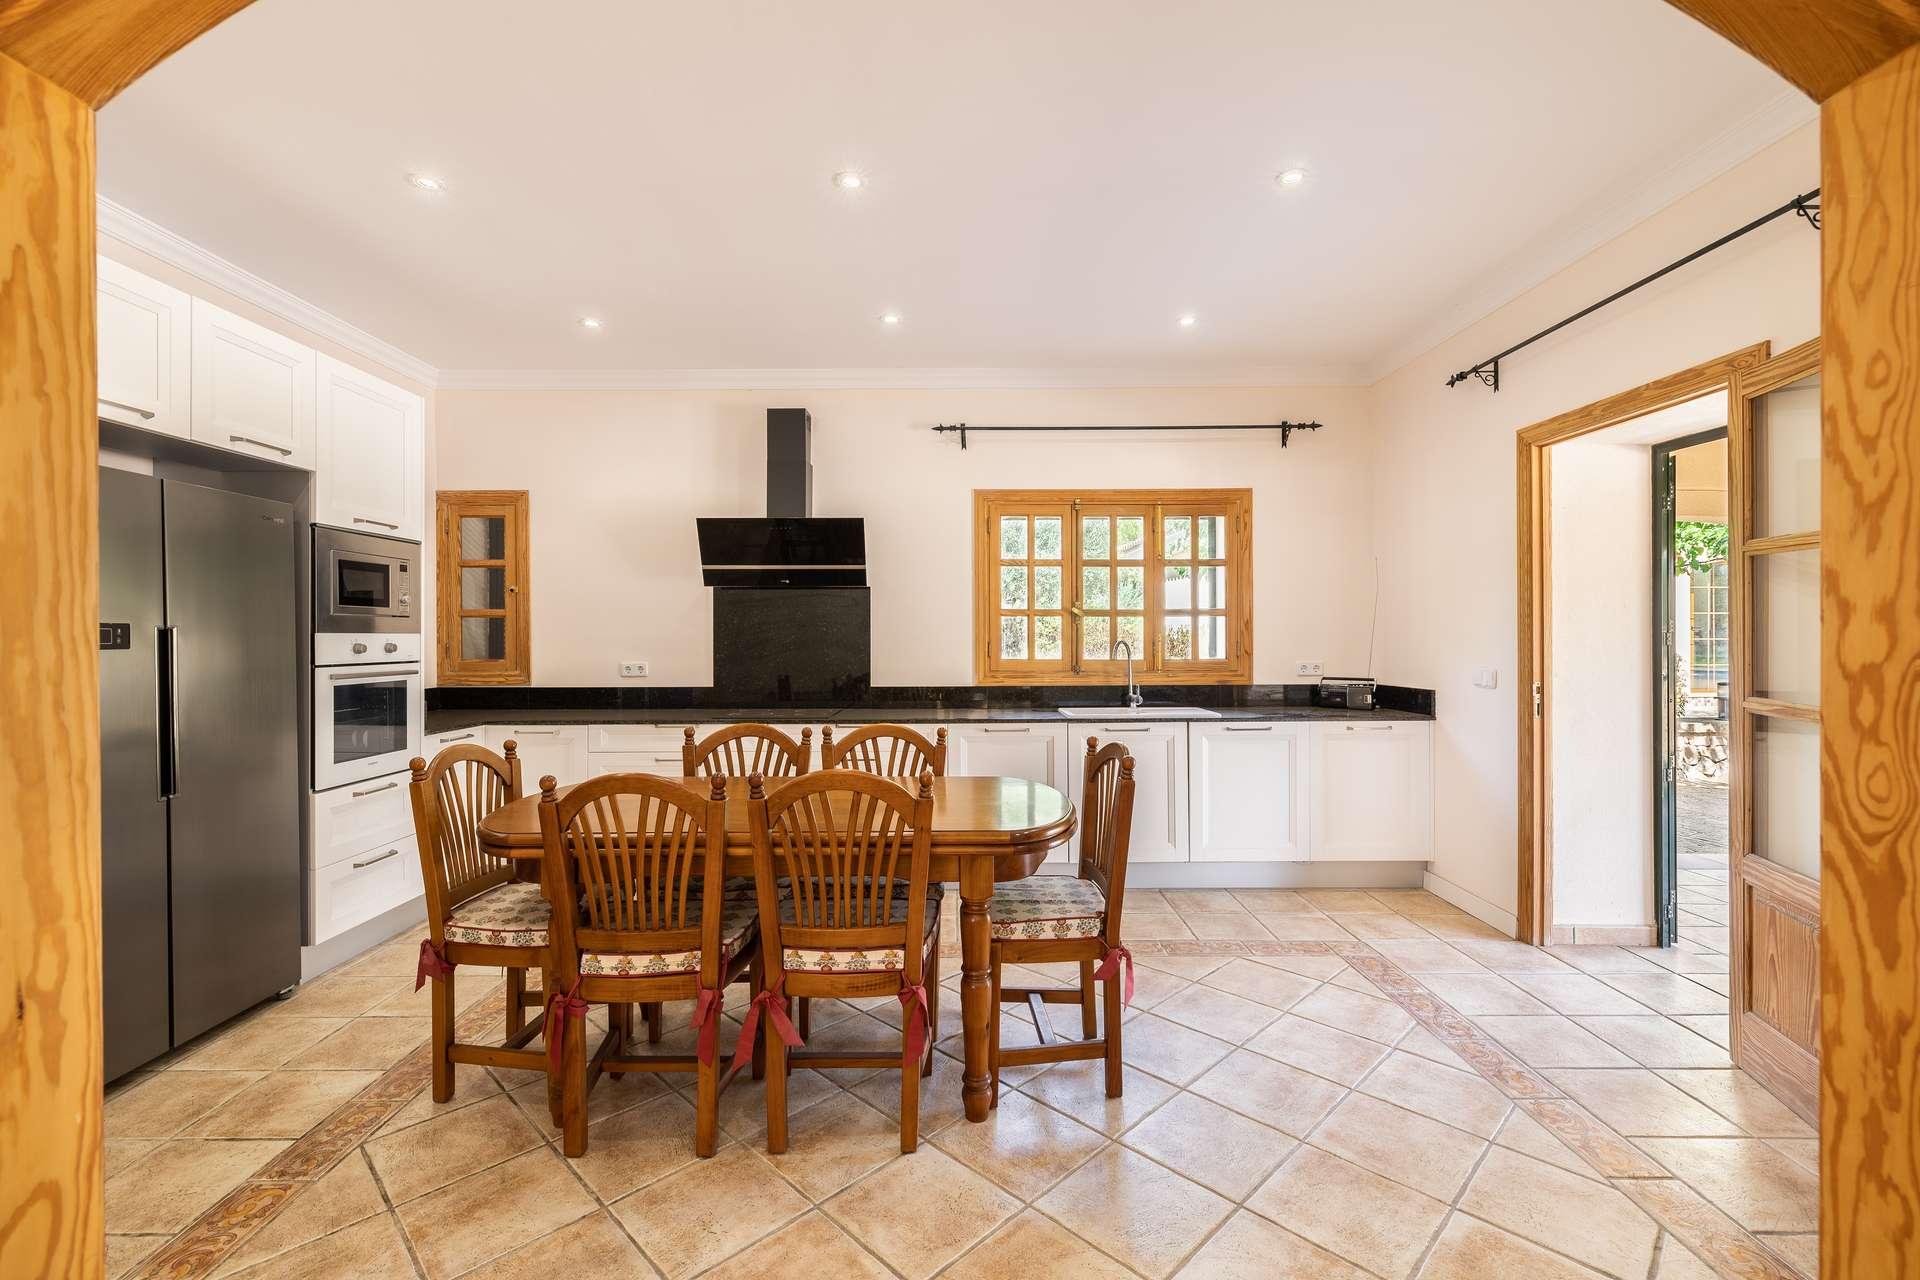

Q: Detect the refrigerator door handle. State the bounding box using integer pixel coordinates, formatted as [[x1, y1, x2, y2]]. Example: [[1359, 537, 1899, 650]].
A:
[[158, 624, 181, 798]]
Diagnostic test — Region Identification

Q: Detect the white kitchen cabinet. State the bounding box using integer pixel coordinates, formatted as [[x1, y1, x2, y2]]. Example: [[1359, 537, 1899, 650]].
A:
[[1069, 721, 1188, 863], [1309, 721, 1433, 861], [489, 725, 588, 792], [590, 724, 707, 754], [1189, 722, 1311, 862], [588, 748, 695, 778], [310, 833, 421, 944], [946, 722, 1077, 868], [424, 725, 489, 755], [96, 257, 192, 439], [315, 355, 425, 541], [190, 298, 316, 467], [311, 771, 414, 871]]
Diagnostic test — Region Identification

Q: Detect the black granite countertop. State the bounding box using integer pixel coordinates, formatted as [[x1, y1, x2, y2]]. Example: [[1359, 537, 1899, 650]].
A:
[[426, 703, 1433, 735]]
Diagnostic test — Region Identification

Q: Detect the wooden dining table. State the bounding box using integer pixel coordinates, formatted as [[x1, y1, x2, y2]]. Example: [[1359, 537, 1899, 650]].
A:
[[475, 775, 1077, 1122]]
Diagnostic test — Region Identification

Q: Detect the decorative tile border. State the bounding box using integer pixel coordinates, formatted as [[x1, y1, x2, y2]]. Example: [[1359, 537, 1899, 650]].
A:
[[1617, 1178, 1808, 1280]]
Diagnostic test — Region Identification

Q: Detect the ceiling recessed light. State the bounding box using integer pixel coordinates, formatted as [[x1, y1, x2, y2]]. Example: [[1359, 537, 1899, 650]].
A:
[[406, 172, 447, 192], [1178, 313, 1198, 328], [833, 170, 866, 191], [879, 311, 902, 326], [578, 316, 604, 330], [1275, 167, 1308, 189]]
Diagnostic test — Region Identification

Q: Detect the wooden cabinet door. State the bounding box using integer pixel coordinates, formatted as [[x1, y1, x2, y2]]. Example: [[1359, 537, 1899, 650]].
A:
[[1189, 723, 1309, 862], [1728, 341, 1822, 1124], [1070, 721, 1188, 863], [315, 354, 423, 539], [949, 723, 1076, 867], [1309, 722, 1433, 860], [96, 256, 191, 438], [189, 298, 315, 466]]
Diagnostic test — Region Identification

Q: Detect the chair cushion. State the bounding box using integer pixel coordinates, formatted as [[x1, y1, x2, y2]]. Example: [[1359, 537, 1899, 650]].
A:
[[987, 877, 1107, 941], [578, 881, 758, 978], [780, 884, 943, 974], [443, 882, 552, 947]]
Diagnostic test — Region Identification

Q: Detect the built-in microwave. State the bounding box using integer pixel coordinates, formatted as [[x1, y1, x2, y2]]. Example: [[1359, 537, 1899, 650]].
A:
[[313, 525, 417, 634]]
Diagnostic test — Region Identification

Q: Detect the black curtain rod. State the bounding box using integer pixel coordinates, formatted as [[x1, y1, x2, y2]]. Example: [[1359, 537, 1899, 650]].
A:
[[931, 421, 1322, 449], [1446, 187, 1821, 391]]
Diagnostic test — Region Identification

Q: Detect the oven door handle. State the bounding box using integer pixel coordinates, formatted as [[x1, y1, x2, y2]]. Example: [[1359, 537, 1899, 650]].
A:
[[327, 666, 421, 681]]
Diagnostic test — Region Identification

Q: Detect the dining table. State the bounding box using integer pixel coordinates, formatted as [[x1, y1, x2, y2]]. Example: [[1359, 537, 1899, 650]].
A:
[[475, 774, 1078, 1122]]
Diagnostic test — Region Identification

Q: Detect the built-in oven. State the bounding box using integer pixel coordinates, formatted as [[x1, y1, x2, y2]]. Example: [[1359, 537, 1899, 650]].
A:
[[313, 525, 417, 634], [312, 633, 423, 790]]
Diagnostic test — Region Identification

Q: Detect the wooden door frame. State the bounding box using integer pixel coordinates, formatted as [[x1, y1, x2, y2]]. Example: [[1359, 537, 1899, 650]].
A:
[[1515, 344, 1770, 944]]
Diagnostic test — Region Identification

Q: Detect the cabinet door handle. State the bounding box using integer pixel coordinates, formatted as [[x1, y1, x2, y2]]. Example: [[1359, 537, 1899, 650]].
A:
[[351, 781, 399, 798], [352, 515, 401, 529], [228, 433, 294, 456], [1101, 724, 1155, 733], [1224, 725, 1276, 732], [439, 732, 476, 743], [99, 396, 156, 420], [514, 728, 560, 735], [982, 727, 1032, 734], [352, 848, 402, 869], [1344, 724, 1395, 733]]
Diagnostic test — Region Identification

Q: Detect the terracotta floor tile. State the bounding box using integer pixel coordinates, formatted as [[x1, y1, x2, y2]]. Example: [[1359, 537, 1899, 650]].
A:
[[1414, 914, 1512, 941], [1543, 946, 1668, 976], [1356, 1051, 1511, 1138], [509, 1070, 664, 1141], [105, 1070, 264, 1138], [1138, 954, 1234, 981], [853, 1049, 970, 1137], [1252, 913, 1355, 941], [365, 971, 507, 1018], [1124, 911, 1197, 940], [1018, 1059, 1179, 1136], [699, 1211, 891, 1280], [212, 1152, 386, 1278], [1493, 1108, 1605, 1181], [285, 1016, 434, 1071], [173, 1017, 349, 1071], [563, 1091, 713, 1200], [1152, 983, 1283, 1042], [1330, 911, 1436, 940], [366, 1092, 543, 1204], [1245, 1145, 1450, 1280], [1121, 1012, 1236, 1086], [1189, 1047, 1346, 1138], [396, 1147, 597, 1279], [612, 1144, 809, 1277], [1163, 889, 1248, 914], [268, 973, 415, 1019], [1326, 966, 1389, 998], [1459, 1146, 1658, 1277], [224, 1212, 417, 1280], [457, 1210, 656, 1280], [372, 1065, 500, 1136], [1544, 1069, 1746, 1137], [1365, 940, 1483, 973], [103, 1138, 161, 1179], [1416, 972, 1555, 1016], [1633, 1138, 1818, 1233], [1299, 890, 1387, 913], [1174, 1209, 1374, 1279], [1654, 1070, 1814, 1138], [189, 1070, 380, 1139], [765, 1092, 906, 1199], [1249, 951, 1348, 981], [1310, 1094, 1487, 1202], [1768, 1138, 1819, 1174], [1393, 1024, 1475, 1071], [1364, 889, 1457, 915], [1199, 957, 1321, 1010], [1598, 973, 1728, 1016], [1575, 1017, 1732, 1069], [1243, 1014, 1389, 1087], [1504, 973, 1655, 1016], [1451, 941, 1575, 974], [1036, 1146, 1233, 1279], [104, 1137, 289, 1234], [1418, 1213, 1611, 1280], [946, 1208, 1140, 1280], [1184, 913, 1276, 941], [1122, 1090, 1296, 1198], [1122, 962, 1197, 1011], [1653, 1235, 1722, 1279], [1760, 1232, 1818, 1278], [1630, 946, 1726, 976], [1473, 1016, 1640, 1068], [1291, 985, 1416, 1045], [826, 1145, 1021, 1280], [932, 1089, 1108, 1199], [1671, 1014, 1732, 1049], [1228, 889, 1316, 913]]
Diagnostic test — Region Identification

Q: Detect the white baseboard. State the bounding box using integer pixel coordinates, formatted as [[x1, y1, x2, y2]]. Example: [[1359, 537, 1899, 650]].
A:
[[1422, 870, 1519, 939], [300, 896, 427, 983], [1129, 861, 1428, 891]]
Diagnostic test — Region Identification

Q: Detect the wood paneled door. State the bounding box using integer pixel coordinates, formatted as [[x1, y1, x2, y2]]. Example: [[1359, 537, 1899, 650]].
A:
[[1727, 339, 1822, 1123]]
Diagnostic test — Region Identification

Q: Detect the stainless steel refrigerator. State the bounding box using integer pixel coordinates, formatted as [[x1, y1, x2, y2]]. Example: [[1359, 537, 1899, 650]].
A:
[[99, 469, 301, 1080]]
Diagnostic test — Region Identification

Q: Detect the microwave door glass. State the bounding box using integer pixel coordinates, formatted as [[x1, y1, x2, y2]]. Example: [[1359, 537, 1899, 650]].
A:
[[331, 679, 408, 764], [336, 558, 391, 609]]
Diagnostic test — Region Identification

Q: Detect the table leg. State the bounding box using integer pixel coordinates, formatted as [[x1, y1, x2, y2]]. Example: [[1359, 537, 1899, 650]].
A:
[[959, 860, 994, 1122]]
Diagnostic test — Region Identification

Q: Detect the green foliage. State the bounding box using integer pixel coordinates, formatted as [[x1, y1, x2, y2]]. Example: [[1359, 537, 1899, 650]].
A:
[[1674, 520, 1728, 575]]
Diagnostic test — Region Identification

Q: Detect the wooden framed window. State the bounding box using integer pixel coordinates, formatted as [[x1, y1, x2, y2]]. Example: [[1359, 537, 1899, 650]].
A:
[[974, 488, 1252, 684], [436, 490, 530, 684]]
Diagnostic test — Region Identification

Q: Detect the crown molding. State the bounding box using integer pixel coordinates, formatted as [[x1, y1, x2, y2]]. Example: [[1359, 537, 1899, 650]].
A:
[[1362, 88, 1818, 385], [434, 364, 1364, 392], [95, 197, 441, 388]]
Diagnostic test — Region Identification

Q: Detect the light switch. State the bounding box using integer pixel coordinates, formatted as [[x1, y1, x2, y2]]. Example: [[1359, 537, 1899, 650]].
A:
[[1473, 667, 1498, 689]]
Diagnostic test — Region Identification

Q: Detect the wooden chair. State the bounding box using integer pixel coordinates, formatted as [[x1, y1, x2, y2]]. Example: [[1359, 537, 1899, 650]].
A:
[[987, 738, 1136, 1103], [682, 723, 812, 778], [408, 741, 554, 1104], [537, 772, 760, 1158], [822, 723, 949, 777], [745, 770, 941, 1153]]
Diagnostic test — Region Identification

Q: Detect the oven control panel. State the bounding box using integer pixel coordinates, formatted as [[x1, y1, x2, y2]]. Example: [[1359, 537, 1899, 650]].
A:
[[314, 631, 422, 666]]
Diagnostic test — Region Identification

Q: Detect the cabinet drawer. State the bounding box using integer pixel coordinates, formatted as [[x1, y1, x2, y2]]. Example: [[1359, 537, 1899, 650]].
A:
[[310, 833, 421, 944], [312, 772, 414, 870], [425, 727, 488, 754], [587, 750, 691, 778], [590, 724, 706, 753]]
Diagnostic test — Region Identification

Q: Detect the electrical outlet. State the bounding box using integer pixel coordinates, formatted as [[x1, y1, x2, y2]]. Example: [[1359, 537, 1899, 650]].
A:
[[619, 660, 649, 678], [1296, 661, 1323, 677]]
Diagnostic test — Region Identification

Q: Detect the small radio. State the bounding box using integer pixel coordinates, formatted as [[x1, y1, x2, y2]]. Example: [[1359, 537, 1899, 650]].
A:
[[1317, 677, 1377, 710]]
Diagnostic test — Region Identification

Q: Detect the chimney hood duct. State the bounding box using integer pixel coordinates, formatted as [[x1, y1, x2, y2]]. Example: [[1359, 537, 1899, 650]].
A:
[[697, 408, 866, 587]]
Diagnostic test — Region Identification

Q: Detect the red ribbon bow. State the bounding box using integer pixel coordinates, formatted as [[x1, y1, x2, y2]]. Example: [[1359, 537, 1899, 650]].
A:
[[690, 988, 724, 1067], [729, 976, 804, 1081], [415, 939, 455, 991], [544, 977, 588, 1074], [1093, 942, 1135, 1005], [897, 981, 930, 1065]]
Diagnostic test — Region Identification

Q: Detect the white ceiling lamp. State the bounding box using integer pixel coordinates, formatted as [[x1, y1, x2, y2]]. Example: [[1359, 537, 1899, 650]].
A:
[[879, 311, 902, 326], [578, 316, 605, 331], [1275, 167, 1308, 189], [1178, 313, 1198, 328], [833, 170, 866, 191], [406, 172, 448, 192]]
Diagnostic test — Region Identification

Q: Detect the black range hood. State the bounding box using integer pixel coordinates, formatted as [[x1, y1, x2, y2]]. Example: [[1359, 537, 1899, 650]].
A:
[[697, 408, 866, 587]]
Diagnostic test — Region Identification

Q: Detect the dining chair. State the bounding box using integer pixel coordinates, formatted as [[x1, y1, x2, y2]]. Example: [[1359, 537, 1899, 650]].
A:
[[986, 738, 1136, 1103], [537, 771, 760, 1158], [408, 741, 554, 1103], [745, 769, 941, 1153], [821, 723, 949, 777], [682, 722, 813, 778]]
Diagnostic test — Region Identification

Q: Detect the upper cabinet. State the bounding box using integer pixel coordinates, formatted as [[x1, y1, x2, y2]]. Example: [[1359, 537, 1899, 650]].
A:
[[97, 257, 192, 439], [1308, 721, 1433, 861], [189, 298, 316, 467], [315, 355, 426, 542]]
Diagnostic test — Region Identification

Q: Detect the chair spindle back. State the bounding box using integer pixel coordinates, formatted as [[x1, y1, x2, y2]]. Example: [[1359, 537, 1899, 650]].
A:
[[822, 724, 948, 778], [410, 742, 523, 938], [683, 723, 813, 778]]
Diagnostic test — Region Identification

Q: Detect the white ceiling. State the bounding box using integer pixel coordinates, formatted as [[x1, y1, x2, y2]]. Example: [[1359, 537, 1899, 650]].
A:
[[98, 0, 1803, 382]]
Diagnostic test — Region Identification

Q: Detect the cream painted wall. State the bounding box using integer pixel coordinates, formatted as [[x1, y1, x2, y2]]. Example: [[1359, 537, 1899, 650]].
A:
[[431, 386, 1374, 687], [1550, 437, 1653, 931], [1367, 123, 1819, 923]]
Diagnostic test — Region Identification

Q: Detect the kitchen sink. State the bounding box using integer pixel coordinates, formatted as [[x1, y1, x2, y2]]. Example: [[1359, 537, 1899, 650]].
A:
[[1056, 706, 1220, 719]]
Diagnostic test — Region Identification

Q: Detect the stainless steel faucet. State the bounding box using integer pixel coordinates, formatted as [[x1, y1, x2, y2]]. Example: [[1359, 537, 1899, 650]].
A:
[[1116, 640, 1144, 707]]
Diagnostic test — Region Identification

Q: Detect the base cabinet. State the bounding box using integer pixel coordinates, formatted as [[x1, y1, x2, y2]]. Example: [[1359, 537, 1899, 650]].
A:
[[1189, 723, 1311, 862], [1309, 722, 1433, 860], [489, 725, 588, 792], [1068, 721, 1188, 863], [946, 723, 1077, 868]]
